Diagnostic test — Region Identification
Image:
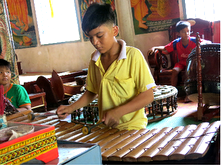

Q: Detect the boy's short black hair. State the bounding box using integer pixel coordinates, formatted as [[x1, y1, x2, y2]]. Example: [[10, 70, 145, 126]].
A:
[[176, 21, 191, 32], [82, 3, 116, 35], [0, 59, 11, 70]]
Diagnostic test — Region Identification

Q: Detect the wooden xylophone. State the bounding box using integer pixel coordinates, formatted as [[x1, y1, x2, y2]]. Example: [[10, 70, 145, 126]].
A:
[[68, 85, 179, 124], [6, 111, 220, 164]]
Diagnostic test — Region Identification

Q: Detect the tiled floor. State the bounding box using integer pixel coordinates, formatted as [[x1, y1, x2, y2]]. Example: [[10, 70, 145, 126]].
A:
[[174, 99, 198, 117], [175, 99, 220, 120]]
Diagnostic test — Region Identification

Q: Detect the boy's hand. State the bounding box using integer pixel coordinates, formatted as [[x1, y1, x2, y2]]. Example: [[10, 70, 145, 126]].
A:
[[56, 105, 72, 119], [148, 46, 166, 56], [147, 47, 156, 55], [102, 109, 120, 128]]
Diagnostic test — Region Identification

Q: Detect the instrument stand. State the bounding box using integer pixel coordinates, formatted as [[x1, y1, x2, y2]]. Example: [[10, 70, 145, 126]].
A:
[[197, 104, 220, 122], [196, 33, 220, 121], [200, 105, 220, 121]]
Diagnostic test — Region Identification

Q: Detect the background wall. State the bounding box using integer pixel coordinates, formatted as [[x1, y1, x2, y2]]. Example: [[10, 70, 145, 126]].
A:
[[15, 0, 184, 73]]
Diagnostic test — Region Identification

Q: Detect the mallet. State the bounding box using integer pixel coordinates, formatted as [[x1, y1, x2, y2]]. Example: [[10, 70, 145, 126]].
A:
[[27, 112, 58, 120], [82, 122, 104, 135]]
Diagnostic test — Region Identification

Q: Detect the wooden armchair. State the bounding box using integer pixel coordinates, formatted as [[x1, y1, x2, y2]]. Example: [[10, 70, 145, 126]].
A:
[[51, 70, 65, 101], [23, 70, 87, 109], [36, 70, 67, 106], [22, 79, 47, 111], [36, 70, 85, 106], [36, 75, 59, 106], [148, 50, 186, 86]]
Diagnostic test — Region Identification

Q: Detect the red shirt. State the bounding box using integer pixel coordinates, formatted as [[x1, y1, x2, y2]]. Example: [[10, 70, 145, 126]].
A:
[[164, 37, 201, 63]]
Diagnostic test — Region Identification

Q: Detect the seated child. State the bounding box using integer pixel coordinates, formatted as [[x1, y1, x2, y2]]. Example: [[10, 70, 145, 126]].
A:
[[0, 59, 31, 112], [147, 21, 211, 102]]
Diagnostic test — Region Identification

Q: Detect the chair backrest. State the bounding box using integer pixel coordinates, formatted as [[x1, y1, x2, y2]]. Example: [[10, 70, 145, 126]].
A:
[[36, 76, 57, 104], [51, 70, 64, 101], [169, 18, 213, 41]]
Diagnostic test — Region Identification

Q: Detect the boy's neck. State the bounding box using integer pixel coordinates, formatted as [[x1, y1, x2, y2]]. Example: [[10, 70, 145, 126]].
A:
[[102, 40, 121, 58], [3, 83, 11, 93], [101, 41, 121, 72], [181, 37, 189, 45]]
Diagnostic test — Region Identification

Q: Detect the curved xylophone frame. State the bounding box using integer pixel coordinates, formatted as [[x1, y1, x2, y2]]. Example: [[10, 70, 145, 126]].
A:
[[6, 111, 220, 164], [146, 85, 178, 122], [68, 94, 99, 125], [68, 85, 178, 124]]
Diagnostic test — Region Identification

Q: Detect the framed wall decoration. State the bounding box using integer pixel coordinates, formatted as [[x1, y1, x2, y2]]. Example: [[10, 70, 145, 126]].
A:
[[131, 0, 180, 35], [0, 0, 19, 84], [6, 0, 37, 49]]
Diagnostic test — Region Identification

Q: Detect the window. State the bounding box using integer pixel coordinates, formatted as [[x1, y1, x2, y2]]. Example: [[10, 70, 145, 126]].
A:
[[184, 0, 220, 22], [34, 0, 80, 45]]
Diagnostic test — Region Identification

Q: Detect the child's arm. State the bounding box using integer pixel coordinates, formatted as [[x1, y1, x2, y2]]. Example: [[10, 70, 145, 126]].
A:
[[56, 90, 97, 119], [102, 88, 154, 128], [147, 46, 168, 55], [17, 105, 32, 112]]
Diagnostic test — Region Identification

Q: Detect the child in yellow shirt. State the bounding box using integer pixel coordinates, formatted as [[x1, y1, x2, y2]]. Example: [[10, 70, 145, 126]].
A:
[[57, 3, 156, 130]]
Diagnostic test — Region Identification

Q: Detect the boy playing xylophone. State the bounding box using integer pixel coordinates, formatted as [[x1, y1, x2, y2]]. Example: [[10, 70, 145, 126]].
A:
[[56, 3, 156, 130]]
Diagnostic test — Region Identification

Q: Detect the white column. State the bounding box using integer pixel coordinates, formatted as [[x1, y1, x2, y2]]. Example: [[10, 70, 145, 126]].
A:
[[115, 0, 135, 46]]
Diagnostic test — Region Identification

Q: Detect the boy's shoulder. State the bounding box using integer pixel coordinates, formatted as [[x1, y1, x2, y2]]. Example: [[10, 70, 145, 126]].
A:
[[11, 84, 26, 90], [172, 37, 181, 43], [118, 39, 141, 54], [125, 46, 145, 62], [190, 36, 196, 39], [126, 46, 142, 56], [189, 36, 197, 43], [12, 83, 22, 87], [173, 36, 196, 43], [126, 45, 141, 52]]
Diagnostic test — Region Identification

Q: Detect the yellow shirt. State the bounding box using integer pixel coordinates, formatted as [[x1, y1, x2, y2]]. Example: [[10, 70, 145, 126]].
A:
[[86, 39, 156, 130]]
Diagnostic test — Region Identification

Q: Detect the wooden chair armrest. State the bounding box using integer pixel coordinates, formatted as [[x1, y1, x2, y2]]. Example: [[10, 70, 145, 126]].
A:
[[148, 50, 171, 70]]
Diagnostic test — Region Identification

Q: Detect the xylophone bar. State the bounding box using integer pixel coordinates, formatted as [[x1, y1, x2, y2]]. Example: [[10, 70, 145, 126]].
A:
[[7, 112, 220, 163], [185, 121, 221, 159], [6, 110, 32, 121], [122, 127, 173, 162], [137, 126, 185, 162], [102, 129, 150, 161], [151, 124, 198, 161], [168, 122, 209, 160]]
